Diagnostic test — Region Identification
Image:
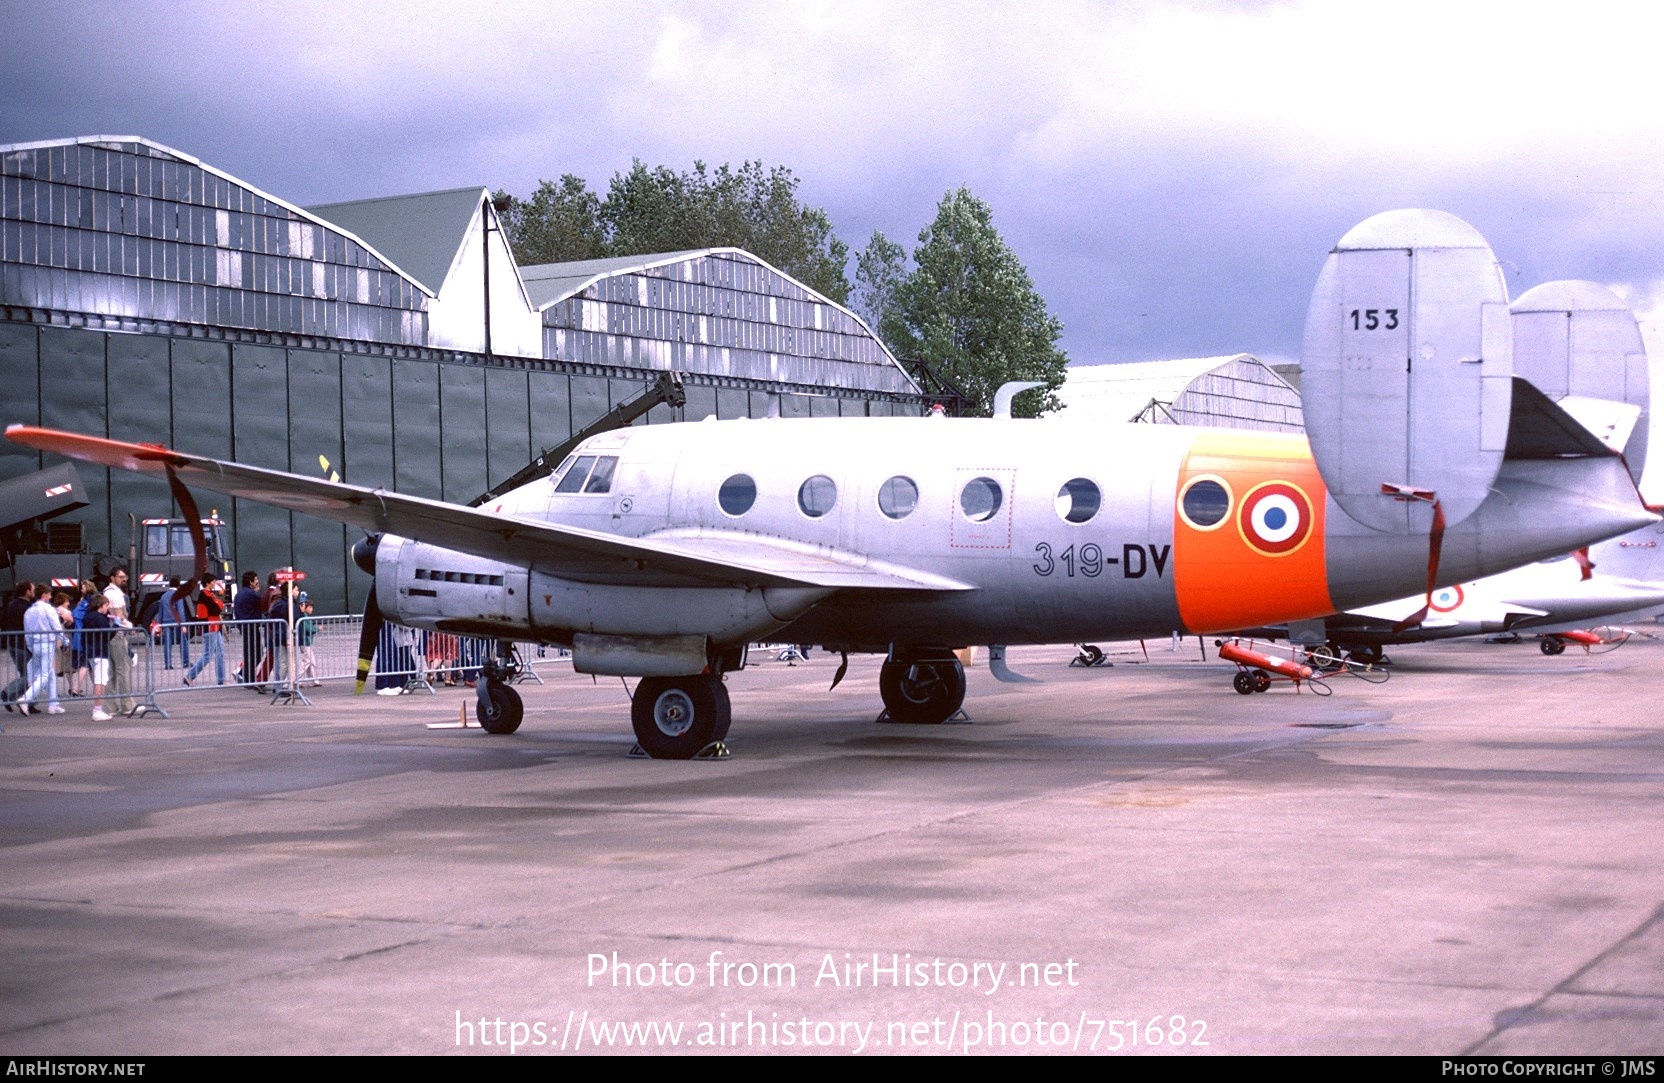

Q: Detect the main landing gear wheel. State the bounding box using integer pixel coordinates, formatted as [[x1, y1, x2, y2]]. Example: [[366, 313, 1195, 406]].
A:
[[879, 657, 968, 724], [1347, 644, 1383, 665], [1540, 637, 1567, 656], [476, 682, 524, 734], [631, 675, 732, 759]]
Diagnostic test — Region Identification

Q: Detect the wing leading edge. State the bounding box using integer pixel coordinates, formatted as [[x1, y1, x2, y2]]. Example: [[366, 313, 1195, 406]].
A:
[[4, 426, 972, 594]]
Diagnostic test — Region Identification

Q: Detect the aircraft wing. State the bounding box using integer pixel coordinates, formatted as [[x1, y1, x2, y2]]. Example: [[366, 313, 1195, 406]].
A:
[[4, 426, 973, 593]]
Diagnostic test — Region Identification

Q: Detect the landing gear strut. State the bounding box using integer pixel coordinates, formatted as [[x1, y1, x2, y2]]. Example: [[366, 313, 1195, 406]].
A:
[[631, 675, 732, 759], [476, 641, 524, 734], [879, 653, 967, 724]]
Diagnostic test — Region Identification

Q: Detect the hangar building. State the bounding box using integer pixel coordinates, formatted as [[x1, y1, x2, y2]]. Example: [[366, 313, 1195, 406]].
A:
[[0, 136, 924, 611], [1057, 355, 1303, 432]]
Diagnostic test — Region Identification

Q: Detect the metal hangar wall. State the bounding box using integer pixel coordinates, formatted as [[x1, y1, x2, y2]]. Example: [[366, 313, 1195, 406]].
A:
[[0, 136, 925, 612]]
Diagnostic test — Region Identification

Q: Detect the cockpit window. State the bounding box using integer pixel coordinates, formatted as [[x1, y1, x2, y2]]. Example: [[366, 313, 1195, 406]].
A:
[[553, 455, 595, 493], [553, 455, 619, 495], [583, 457, 617, 494]]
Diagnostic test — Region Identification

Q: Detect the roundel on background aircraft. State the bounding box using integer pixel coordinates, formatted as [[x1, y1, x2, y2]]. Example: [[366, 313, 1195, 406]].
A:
[[1429, 585, 1464, 613], [1511, 280, 1650, 486], [1300, 209, 1513, 536]]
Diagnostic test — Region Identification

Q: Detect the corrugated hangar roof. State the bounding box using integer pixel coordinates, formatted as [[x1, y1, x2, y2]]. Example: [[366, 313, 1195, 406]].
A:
[[520, 249, 723, 309], [1059, 354, 1305, 432], [2, 134, 436, 301]]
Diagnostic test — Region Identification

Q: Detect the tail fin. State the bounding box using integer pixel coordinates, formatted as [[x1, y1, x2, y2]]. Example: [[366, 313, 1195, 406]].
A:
[[1301, 209, 1513, 534]]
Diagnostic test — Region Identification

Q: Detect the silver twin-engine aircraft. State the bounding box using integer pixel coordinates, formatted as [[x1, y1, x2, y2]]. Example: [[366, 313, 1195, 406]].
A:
[[8, 210, 1656, 756]]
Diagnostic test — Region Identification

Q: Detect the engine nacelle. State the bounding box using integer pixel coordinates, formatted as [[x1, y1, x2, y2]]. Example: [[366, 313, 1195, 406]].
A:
[[527, 572, 829, 646], [375, 535, 530, 636]]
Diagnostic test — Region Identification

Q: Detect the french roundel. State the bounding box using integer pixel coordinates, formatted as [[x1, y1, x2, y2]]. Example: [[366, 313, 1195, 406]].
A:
[[1237, 481, 1313, 556], [1429, 585, 1464, 613]]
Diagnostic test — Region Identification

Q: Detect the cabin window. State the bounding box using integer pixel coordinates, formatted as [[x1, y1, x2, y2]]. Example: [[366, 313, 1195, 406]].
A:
[[960, 477, 1003, 522], [145, 525, 169, 557], [878, 476, 918, 519], [1180, 476, 1231, 529], [797, 475, 837, 518], [1055, 478, 1100, 523], [718, 474, 756, 516]]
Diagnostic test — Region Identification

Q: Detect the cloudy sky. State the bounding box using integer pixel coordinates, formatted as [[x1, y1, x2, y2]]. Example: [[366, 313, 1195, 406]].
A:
[[6, 0, 1664, 367]]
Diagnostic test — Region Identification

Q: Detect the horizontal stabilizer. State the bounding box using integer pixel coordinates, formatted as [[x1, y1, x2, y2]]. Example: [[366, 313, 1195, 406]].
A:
[[1504, 379, 1623, 460], [1553, 396, 1640, 456]]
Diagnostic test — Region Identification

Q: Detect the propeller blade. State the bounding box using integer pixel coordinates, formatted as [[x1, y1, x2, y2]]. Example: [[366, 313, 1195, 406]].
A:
[[163, 464, 209, 583], [355, 583, 384, 695]]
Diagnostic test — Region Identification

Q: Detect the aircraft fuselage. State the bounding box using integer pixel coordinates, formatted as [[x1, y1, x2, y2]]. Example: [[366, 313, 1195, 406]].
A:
[[375, 415, 1650, 657]]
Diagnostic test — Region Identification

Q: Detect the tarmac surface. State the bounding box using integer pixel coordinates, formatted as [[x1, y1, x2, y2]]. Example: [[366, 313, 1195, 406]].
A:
[[2, 637, 1662, 1056]]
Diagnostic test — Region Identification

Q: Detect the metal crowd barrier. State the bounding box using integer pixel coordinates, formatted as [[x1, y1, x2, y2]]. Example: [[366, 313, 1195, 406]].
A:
[[1, 622, 150, 717], [2, 617, 568, 718]]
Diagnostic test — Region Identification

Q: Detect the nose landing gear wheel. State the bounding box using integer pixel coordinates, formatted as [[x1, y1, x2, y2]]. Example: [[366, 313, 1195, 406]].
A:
[[631, 675, 731, 759], [476, 682, 524, 734]]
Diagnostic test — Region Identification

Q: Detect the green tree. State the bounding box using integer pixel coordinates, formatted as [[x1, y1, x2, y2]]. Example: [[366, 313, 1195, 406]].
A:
[[501, 160, 851, 303], [498, 176, 606, 265], [854, 230, 907, 340], [871, 188, 1068, 417]]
